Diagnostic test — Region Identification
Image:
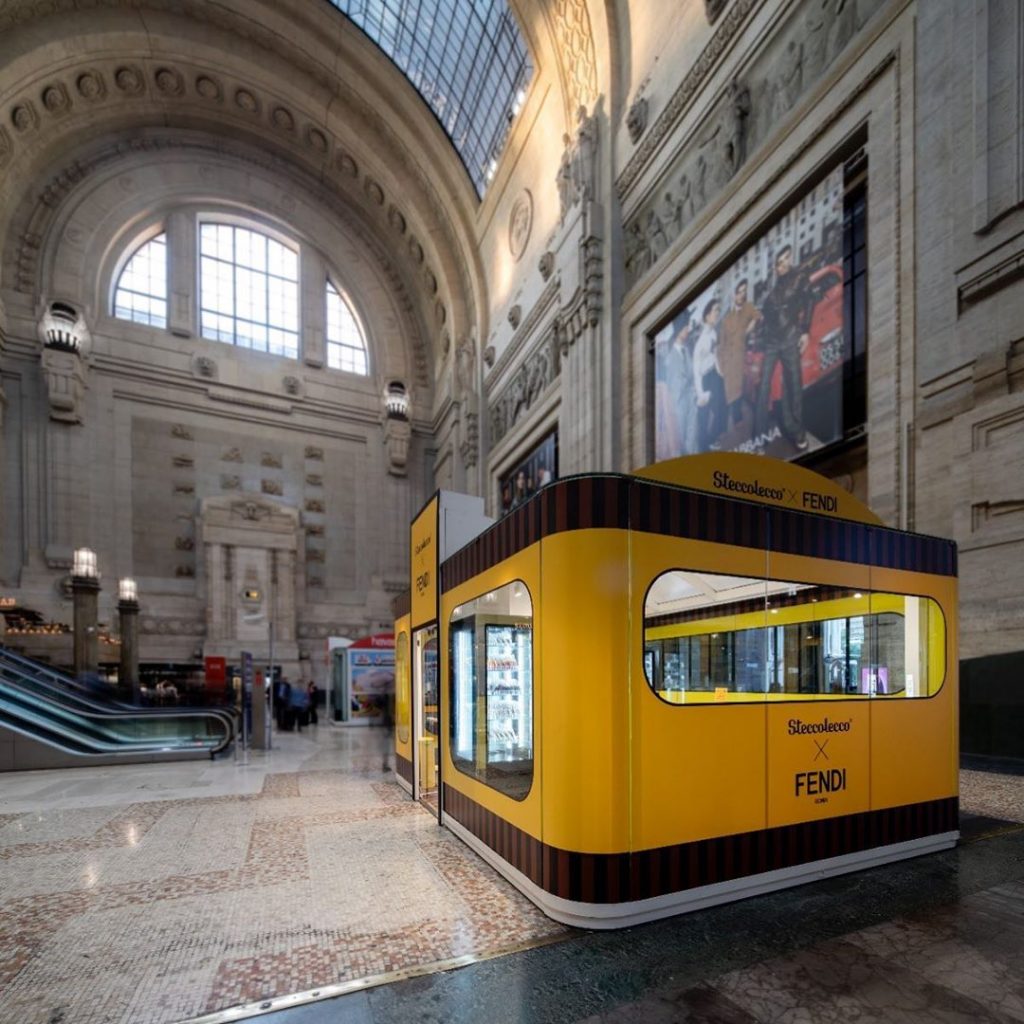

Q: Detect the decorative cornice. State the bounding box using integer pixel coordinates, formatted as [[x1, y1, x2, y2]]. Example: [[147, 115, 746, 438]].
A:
[[616, 0, 757, 202]]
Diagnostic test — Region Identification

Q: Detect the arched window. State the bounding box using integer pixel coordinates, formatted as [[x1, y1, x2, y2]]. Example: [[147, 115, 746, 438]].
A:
[[326, 281, 368, 375], [113, 234, 167, 327], [199, 223, 299, 358]]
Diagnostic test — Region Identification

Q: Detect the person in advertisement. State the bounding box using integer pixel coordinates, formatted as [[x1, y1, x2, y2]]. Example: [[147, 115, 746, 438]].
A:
[[753, 244, 813, 452], [718, 278, 761, 428], [694, 298, 727, 450], [664, 310, 699, 456]]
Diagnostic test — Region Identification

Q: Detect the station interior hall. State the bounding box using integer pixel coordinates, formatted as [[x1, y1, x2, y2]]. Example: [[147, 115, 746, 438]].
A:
[[1, 1, 1023, 1022]]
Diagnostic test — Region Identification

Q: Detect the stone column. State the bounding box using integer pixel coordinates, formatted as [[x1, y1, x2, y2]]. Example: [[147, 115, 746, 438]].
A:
[[118, 598, 140, 701], [72, 575, 100, 678]]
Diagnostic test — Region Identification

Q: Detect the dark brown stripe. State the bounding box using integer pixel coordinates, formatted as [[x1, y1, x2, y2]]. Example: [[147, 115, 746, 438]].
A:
[[390, 589, 411, 619], [394, 753, 414, 787], [441, 476, 956, 593], [443, 789, 957, 905]]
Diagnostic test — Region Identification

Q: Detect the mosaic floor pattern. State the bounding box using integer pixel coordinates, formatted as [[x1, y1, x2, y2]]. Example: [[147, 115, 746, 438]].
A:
[[2, 726, 1022, 1024], [0, 728, 565, 1024]]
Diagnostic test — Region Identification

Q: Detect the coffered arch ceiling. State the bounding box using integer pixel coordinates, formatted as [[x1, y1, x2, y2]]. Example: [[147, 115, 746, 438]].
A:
[[0, 0, 496, 383]]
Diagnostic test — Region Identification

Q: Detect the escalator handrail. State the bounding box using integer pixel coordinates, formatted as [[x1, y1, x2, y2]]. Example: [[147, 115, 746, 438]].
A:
[[0, 703, 219, 756], [0, 652, 239, 742], [0, 679, 234, 755], [0, 665, 239, 746]]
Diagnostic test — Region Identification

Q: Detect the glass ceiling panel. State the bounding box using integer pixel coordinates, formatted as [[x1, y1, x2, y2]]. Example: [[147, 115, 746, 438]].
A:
[[326, 0, 532, 197]]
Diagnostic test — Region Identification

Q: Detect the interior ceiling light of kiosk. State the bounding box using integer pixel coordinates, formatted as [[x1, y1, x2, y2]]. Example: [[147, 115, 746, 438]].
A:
[[646, 574, 815, 616], [325, 0, 532, 198]]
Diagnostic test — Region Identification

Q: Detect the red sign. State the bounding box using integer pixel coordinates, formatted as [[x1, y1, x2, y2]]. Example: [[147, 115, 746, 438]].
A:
[[204, 656, 227, 685], [349, 633, 395, 650]]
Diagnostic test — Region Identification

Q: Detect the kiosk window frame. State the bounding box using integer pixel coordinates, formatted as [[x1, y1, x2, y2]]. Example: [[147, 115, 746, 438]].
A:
[[643, 569, 946, 704], [449, 580, 534, 801]]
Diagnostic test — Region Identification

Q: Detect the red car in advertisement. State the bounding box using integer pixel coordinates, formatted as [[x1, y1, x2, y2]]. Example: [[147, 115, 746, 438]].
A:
[[744, 263, 845, 405]]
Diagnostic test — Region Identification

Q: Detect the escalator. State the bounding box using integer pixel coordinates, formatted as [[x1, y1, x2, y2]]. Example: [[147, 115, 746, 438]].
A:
[[0, 646, 237, 770]]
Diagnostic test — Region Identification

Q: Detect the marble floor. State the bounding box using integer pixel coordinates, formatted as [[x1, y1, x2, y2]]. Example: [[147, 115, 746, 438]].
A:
[[0, 727, 565, 1024], [0, 727, 1022, 1024]]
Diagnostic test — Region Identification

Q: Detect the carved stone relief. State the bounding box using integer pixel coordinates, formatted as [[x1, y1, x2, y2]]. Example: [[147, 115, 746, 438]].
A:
[[706, 0, 728, 24], [172, 455, 194, 468], [193, 355, 217, 378], [305, 446, 323, 461], [305, 473, 322, 487], [261, 452, 283, 468], [551, 0, 599, 116], [489, 334, 561, 446], [509, 191, 533, 261], [623, 0, 883, 288], [221, 474, 241, 490], [626, 95, 648, 144], [222, 447, 242, 462], [557, 105, 599, 223], [261, 479, 283, 496], [172, 424, 193, 440]]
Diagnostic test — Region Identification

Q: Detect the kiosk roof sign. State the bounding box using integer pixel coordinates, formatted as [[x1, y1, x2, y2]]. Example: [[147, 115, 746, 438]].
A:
[[634, 452, 882, 526]]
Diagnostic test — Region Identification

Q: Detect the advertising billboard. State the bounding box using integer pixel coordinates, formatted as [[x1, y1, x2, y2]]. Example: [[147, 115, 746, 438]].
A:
[[499, 431, 558, 515], [653, 167, 845, 461]]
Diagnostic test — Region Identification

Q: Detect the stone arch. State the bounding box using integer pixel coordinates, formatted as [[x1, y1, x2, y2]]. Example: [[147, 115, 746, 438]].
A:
[[0, 3, 489, 386]]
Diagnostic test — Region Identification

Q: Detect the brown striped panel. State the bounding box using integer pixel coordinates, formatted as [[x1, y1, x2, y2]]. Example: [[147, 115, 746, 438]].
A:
[[443, 787, 958, 905], [440, 476, 956, 595], [394, 753, 413, 788], [391, 589, 411, 619], [444, 476, 630, 590]]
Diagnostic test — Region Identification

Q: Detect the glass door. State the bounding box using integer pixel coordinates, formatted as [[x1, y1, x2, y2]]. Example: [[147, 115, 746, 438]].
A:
[[412, 624, 439, 810]]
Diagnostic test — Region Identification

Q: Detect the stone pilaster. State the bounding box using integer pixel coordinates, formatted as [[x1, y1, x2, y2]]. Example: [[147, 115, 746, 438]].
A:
[[72, 576, 100, 678], [118, 598, 140, 700]]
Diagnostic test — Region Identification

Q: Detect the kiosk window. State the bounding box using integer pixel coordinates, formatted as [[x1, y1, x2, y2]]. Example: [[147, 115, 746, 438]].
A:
[[449, 581, 534, 800], [395, 630, 410, 744], [644, 570, 945, 702]]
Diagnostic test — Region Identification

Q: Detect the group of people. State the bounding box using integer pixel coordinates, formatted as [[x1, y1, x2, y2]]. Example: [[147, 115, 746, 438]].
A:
[[660, 243, 813, 456], [272, 677, 319, 731]]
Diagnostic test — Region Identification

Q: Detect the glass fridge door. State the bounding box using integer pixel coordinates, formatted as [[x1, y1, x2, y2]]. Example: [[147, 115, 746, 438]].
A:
[[485, 623, 532, 762], [451, 620, 475, 763]]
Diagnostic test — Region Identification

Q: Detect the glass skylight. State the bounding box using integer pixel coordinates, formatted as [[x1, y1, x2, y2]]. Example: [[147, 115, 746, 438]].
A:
[[326, 0, 531, 196]]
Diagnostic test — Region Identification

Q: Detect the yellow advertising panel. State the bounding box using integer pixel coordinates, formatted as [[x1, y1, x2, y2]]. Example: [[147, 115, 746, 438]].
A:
[[411, 496, 439, 628], [766, 703, 870, 827], [634, 452, 883, 525]]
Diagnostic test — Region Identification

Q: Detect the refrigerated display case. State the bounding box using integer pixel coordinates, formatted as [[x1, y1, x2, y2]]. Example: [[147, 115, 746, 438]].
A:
[[485, 623, 532, 763], [449, 596, 534, 801]]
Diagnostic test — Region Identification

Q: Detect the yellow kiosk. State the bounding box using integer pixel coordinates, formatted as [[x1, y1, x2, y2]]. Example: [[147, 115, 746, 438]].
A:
[[397, 455, 958, 927]]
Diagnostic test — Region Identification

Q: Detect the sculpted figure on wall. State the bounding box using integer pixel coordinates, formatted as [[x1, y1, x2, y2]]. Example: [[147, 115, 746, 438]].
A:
[[454, 334, 476, 401], [556, 104, 599, 222], [557, 135, 574, 222], [573, 105, 597, 204], [622, 0, 883, 289]]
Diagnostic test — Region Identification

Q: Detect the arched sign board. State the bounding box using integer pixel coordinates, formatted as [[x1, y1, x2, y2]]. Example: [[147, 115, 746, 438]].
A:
[[634, 452, 882, 526]]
